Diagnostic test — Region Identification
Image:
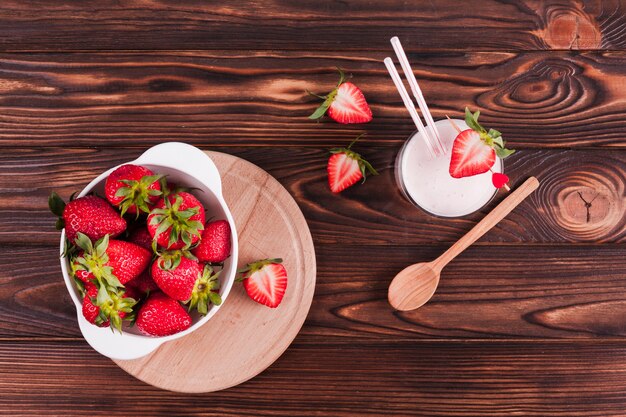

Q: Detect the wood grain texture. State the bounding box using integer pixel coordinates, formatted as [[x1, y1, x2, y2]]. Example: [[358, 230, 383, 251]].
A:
[[4, 340, 626, 416], [4, 244, 626, 340], [2, 147, 623, 246], [2, 51, 626, 147], [0, 0, 623, 52]]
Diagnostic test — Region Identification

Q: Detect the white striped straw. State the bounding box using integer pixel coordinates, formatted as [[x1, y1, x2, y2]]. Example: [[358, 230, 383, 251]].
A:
[[390, 36, 446, 156], [383, 57, 436, 158]]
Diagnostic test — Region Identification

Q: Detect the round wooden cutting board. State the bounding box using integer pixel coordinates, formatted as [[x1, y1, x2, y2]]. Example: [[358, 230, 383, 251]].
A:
[[114, 151, 316, 393]]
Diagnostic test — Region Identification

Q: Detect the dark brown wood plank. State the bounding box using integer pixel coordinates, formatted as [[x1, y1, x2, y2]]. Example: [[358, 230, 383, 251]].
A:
[[3, 244, 626, 340], [0, 1, 622, 52], [2, 51, 626, 148], [2, 340, 626, 416], [1, 147, 623, 246]]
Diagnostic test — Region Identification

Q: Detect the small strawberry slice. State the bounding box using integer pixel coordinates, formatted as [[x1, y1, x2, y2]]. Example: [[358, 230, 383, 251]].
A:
[[449, 108, 515, 179], [136, 292, 192, 337], [492, 172, 510, 189], [309, 69, 372, 124], [239, 258, 287, 308], [327, 135, 378, 193]]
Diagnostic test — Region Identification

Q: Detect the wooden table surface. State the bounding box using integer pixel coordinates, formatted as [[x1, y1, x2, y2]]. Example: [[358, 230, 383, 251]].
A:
[[1, 1, 626, 415]]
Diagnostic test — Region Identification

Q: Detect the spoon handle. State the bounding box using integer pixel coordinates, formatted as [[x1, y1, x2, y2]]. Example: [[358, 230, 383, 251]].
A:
[[433, 176, 540, 270]]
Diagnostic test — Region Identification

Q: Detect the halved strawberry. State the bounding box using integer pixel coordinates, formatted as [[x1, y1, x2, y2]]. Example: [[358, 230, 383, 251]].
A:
[[449, 130, 495, 178], [309, 69, 372, 124], [449, 108, 515, 179], [327, 135, 378, 193], [239, 258, 287, 308]]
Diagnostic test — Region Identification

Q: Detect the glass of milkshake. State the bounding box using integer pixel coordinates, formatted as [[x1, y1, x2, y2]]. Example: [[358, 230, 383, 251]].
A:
[[395, 118, 503, 217]]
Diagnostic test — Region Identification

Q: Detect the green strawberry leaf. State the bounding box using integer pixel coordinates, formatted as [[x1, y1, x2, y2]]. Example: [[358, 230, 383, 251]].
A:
[[94, 234, 109, 258], [308, 101, 331, 120], [74, 232, 93, 253], [488, 128, 502, 139], [495, 147, 516, 159], [55, 218, 65, 230], [209, 292, 222, 306], [48, 192, 66, 217]]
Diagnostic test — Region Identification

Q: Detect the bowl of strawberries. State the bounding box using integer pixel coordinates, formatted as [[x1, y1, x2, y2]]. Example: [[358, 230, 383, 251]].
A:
[[50, 142, 238, 360]]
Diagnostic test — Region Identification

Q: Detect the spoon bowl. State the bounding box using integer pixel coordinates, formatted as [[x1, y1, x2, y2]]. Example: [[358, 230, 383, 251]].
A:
[[388, 262, 440, 311]]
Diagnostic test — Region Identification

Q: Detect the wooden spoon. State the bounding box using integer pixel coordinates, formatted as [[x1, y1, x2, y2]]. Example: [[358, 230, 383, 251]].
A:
[[388, 176, 540, 311]]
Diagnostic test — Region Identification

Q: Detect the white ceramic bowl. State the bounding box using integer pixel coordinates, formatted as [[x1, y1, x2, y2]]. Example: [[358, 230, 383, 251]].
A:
[[59, 142, 238, 360]]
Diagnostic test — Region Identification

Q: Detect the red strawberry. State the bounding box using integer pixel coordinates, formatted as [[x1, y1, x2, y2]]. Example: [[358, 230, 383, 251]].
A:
[[309, 69, 372, 124], [449, 108, 515, 179], [187, 264, 222, 315], [449, 129, 495, 178], [72, 233, 151, 287], [136, 292, 192, 337], [147, 192, 205, 250], [82, 282, 108, 327], [192, 220, 231, 263], [49, 193, 126, 243], [82, 282, 137, 331], [151, 252, 202, 301], [128, 226, 153, 251], [127, 269, 159, 294], [492, 172, 510, 189], [105, 164, 162, 217], [239, 258, 287, 308], [327, 135, 378, 193]]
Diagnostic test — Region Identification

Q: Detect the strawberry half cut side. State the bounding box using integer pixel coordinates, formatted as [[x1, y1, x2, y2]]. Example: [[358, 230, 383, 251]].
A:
[[238, 258, 287, 308], [449, 108, 515, 179], [327, 134, 378, 193], [308, 68, 373, 124]]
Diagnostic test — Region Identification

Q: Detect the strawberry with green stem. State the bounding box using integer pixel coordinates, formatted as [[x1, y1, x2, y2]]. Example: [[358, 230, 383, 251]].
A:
[[327, 134, 378, 193], [151, 250, 202, 301], [239, 258, 287, 308], [448, 108, 515, 184], [151, 251, 222, 314], [49, 193, 126, 243], [72, 233, 149, 332], [147, 192, 205, 250], [308, 68, 373, 124], [72, 232, 152, 288], [105, 164, 163, 217], [187, 264, 222, 315], [82, 281, 137, 330]]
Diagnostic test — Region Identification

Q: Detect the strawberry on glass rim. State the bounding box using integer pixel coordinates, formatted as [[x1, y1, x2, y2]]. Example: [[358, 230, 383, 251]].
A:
[[327, 134, 378, 193], [449, 108, 514, 181], [308, 69, 373, 124]]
